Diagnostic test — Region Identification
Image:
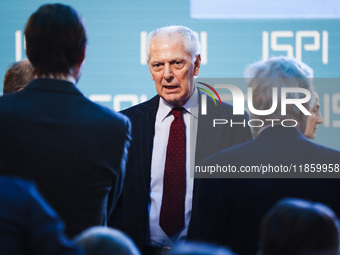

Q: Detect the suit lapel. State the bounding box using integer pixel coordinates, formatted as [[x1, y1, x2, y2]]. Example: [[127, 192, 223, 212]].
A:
[[126, 95, 160, 197], [140, 96, 159, 193]]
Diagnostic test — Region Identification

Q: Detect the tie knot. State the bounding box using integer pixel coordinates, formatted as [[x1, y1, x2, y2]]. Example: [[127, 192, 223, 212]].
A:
[[171, 107, 184, 119]]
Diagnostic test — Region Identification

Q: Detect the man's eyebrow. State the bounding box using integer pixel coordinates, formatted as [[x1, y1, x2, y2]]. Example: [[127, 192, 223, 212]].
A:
[[150, 58, 186, 65]]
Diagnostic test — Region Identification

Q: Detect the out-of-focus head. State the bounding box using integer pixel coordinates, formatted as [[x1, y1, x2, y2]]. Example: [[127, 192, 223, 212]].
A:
[[166, 241, 236, 255], [146, 25, 201, 106], [259, 198, 340, 255], [75, 226, 140, 255], [304, 92, 324, 139], [244, 56, 314, 137], [3, 59, 34, 94], [24, 4, 87, 79]]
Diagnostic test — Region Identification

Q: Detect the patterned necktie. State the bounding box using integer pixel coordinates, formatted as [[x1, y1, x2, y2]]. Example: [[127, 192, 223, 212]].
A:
[[159, 107, 186, 237]]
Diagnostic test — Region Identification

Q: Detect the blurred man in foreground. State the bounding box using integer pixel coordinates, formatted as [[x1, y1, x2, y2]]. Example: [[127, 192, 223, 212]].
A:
[[0, 4, 130, 237]]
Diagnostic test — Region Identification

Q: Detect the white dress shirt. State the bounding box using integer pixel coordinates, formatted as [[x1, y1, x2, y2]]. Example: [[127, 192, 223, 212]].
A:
[[145, 88, 199, 247]]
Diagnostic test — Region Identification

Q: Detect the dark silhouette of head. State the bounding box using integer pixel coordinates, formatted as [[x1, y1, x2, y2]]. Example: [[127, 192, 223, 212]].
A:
[[259, 198, 340, 255], [24, 4, 87, 78], [75, 227, 140, 255], [167, 241, 236, 255]]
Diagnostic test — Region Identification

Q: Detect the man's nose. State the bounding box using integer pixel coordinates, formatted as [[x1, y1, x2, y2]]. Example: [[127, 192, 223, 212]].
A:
[[317, 112, 324, 124], [163, 64, 173, 80]]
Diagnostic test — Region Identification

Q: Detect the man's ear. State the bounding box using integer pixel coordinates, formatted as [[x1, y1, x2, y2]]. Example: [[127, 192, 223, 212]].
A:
[[71, 46, 86, 82], [70, 46, 86, 82], [194, 54, 201, 76], [77, 46, 86, 68], [298, 103, 308, 133]]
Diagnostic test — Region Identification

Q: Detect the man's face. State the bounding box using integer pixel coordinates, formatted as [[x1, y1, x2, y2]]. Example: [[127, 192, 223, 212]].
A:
[[304, 93, 324, 139], [148, 33, 201, 106]]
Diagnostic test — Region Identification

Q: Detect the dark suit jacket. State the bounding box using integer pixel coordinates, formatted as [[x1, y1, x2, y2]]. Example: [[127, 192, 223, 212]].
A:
[[188, 125, 340, 255], [0, 78, 131, 237], [0, 176, 82, 255], [111, 93, 252, 249]]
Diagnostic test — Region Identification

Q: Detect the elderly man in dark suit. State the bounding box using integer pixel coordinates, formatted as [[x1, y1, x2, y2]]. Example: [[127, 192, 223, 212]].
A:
[[187, 56, 340, 255], [110, 25, 252, 254], [0, 4, 130, 238]]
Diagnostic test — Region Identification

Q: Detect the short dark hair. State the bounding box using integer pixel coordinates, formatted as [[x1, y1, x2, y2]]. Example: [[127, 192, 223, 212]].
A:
[[259, 198, 340, 255], [3, 59, 34, 94], [24, 4, 87, 76]]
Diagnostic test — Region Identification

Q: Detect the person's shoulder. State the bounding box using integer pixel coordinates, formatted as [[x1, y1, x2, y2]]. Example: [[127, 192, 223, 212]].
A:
[[83, 96, 129, 121], [0, 177, 36, 200], [121, 95, 159, 118], [304, 139, 340, 159], [0, 176, 33, 189], [204, 139, 253, 165], [76, 97, 131, 136], [0, 91, 20, 106]]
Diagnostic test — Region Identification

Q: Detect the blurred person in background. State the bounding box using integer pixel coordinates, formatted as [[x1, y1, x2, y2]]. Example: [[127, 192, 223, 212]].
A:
[[259, 198, 340, 255], [167, 242, 237, 255], [75, 226, 140, 255], [188, 56, 340, 255], [304, 91, 324, 139], [3, 59, 33, 94]]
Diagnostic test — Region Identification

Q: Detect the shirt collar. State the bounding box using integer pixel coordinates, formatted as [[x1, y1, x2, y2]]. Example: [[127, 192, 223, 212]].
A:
[[158, 85, 199, 122], [35, 74, 76, 85]]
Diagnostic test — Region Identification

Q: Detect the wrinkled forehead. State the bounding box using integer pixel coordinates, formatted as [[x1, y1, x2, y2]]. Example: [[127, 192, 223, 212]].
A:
[[151, 32, 185, 47], [149, 33, 191, 60]]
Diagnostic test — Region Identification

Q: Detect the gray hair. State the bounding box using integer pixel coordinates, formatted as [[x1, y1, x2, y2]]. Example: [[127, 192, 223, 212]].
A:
[[244, 56, 315, 136], [146, 25, 201, 62]]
